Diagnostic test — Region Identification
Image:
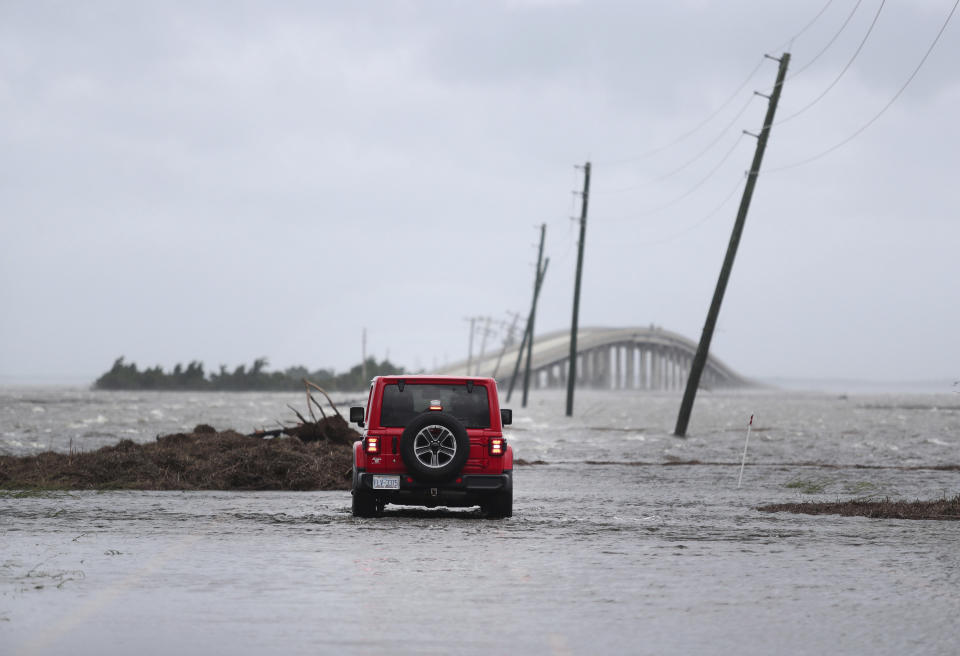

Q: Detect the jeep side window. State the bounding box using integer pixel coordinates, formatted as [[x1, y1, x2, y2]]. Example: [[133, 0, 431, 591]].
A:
[[364, 382, 374, 424]]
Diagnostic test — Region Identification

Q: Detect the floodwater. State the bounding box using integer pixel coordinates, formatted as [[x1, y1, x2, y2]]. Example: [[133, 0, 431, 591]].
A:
[[2, 385, 960, 655]]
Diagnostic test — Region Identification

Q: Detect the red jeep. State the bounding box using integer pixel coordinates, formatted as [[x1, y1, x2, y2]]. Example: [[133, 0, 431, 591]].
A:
[[348, 375, 514, 518]]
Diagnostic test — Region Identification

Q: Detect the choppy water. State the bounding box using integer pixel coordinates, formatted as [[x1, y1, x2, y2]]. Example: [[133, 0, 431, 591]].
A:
[[0, 387, 367, 456], [2, 386, 960, 655]]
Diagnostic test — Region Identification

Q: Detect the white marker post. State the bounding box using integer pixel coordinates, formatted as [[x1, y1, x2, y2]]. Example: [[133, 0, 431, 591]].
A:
[[737, 414, 754, 489]]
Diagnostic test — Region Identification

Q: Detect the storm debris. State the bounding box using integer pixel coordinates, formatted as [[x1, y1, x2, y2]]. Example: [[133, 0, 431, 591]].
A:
[[247, 379, 358, 445], [0, 419, 357, 492]]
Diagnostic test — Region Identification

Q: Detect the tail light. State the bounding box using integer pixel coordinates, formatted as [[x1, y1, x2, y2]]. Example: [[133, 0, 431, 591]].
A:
[[489, 437, 504, 456], [366, 436, 380, 454]]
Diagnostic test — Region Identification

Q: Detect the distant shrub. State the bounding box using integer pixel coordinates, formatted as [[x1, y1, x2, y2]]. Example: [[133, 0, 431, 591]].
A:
[[94, 356, 404, 392]]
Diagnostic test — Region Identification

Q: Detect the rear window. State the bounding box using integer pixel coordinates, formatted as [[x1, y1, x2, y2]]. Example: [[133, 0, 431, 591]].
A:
[[380, 383, 490, 429]]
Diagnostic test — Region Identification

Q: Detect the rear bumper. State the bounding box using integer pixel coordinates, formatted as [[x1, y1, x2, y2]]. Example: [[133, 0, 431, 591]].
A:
[[355, 471, 511, 508]]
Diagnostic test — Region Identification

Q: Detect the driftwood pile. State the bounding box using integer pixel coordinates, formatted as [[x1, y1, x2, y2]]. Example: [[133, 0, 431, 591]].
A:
[[0, 381, 360, 492], [247, 380, 358, 444]]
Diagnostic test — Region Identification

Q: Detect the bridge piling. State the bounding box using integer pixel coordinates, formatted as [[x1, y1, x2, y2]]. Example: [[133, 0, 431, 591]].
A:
[[661, 349, 668, 390], [645, 349, 650, 390], [602, 348, 610, 389], [639, 349, 648, 389], [614, 346, 622, 389], [593, 349, 600, 389], [650, 348, 659, 390], [667, 352, 673, 390], [662, 350, 669, 390], [653, 350, 659, 389], [661, 349, 669, 390], [664, 350, 671, 390], [672, 352, 678, 390], [605, 348, 612, 389], [595, 349, 606, 389]]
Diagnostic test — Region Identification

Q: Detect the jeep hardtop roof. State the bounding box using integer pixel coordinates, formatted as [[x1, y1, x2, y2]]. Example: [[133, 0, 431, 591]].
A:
[[373, 375, 496, 383]]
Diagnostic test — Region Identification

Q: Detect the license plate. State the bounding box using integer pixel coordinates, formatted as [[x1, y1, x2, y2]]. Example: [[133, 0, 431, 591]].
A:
[[372, 475, 400, 490]]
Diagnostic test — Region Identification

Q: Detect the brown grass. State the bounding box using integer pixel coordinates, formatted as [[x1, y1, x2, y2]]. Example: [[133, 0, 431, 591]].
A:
[[0, 422, 357, 491], [757, 495, 960, 521]]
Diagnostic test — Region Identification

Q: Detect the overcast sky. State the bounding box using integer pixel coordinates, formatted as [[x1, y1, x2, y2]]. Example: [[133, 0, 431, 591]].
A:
[[1, 0, 958, 384]]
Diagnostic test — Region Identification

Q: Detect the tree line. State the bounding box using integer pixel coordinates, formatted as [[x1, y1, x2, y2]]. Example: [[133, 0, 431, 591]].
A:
[[94, 357, 405, 391]]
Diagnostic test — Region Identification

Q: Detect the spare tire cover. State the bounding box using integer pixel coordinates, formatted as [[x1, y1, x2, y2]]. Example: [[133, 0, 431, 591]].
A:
[[399, 412, 470, 483]]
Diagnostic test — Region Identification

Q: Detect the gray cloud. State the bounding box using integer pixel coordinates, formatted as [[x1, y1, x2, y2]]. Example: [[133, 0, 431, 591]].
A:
[[2, 0, 958, 383]]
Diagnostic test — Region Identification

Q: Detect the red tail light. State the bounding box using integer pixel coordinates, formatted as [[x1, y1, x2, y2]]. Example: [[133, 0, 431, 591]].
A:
[[366, 436, 380, 454], [489, 437, 504, 456]]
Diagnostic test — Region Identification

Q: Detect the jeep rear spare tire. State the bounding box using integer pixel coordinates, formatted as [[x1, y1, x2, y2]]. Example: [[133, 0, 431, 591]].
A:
[[399, 412, 470, 483]]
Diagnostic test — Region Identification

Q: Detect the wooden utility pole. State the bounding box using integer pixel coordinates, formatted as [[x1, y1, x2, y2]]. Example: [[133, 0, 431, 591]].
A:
[[565, 162, 591, 417], [492, 312, 521, 379], [508, 226, 548, 403], [521, 225, 547, 408], [465, 316, 477, 375], [506, 326, 529, 402], [522, 260, 549, 407], [475, 316, 493, 376], [674, 53, 790, 437], [361, 327, 367, 383]]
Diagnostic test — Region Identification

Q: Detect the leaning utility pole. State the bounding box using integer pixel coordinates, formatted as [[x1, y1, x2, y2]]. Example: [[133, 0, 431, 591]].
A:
[[506, 325, 529, 402], [492, 311, 521, 379], [522, 257, 550, 407], [475, 316, 493, 376], [565, 162, 591, 417], [361, 327, 367, 383], [508, 226, 548, 403], [522, 225, 548, 408], [674, 53, 790, 437], [465, 316, 477, 375]]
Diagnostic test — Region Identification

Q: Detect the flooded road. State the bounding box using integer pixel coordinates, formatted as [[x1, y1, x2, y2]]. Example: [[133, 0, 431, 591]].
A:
[[2, 387, 960, 654]]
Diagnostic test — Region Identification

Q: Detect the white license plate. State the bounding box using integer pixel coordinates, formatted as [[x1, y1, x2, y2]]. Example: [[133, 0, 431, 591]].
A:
[[372, 475, 400, 490]]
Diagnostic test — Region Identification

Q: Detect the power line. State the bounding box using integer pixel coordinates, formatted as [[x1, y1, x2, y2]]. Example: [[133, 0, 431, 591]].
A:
[[627, 173, 747, 246], [599, 57, 766, 166], [771, 0, 838, 52], [598, 1, 839, 168], [769, 0, 958, 172], [596, 93, 756, 194], [775, 0, 886, 126], [608, 133, 747, 221], [785, 0, 863, 81]]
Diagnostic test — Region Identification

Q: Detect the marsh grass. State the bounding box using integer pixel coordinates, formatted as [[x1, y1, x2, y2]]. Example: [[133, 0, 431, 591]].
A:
[[758, 494, 960, 520]]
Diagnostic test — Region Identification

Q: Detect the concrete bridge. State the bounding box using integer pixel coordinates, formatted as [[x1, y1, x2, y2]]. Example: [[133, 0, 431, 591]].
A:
[[436, 325, 751, 391]]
